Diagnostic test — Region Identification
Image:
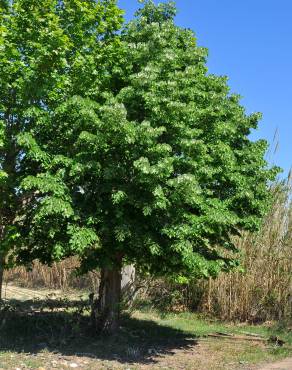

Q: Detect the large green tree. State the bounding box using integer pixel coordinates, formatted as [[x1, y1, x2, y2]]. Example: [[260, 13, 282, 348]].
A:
[[16, 1, 278, 331], [0, 0, 123, 299]]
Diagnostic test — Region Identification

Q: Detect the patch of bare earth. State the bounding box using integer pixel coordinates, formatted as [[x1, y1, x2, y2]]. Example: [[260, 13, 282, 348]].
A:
[[2, 283, 82, 301], [0, 341, 272, 370], [256, 358, 292, 370]]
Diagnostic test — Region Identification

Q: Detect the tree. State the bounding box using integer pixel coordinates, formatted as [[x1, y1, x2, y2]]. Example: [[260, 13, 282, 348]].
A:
[[0, 0, 123, 299], [16, 1, 278, 332]]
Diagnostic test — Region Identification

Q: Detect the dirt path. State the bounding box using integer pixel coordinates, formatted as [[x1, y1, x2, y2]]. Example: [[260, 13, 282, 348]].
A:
[[256, 358, 292, 370], [2, 283, 63, 300], [1, 282, 86, 301]]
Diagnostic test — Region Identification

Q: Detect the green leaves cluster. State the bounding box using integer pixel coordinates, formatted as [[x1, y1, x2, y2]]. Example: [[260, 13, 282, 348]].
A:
[[1, 0, 279, 279], [0, 0, 123, 262]]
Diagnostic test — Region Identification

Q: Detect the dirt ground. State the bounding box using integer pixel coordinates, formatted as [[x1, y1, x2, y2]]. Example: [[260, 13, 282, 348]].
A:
[[256, 357, 292, 370], [2, 283, 85, 301], [1, 343, 291, 370], [1, 284, 291, 370]]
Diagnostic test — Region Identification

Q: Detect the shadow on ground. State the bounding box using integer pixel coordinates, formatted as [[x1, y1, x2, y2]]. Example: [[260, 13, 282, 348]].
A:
[[0, 299, 198, 365]]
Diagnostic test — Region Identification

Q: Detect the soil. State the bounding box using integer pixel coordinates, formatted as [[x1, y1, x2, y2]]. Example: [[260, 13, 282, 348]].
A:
[[256, 358, 292, 370]]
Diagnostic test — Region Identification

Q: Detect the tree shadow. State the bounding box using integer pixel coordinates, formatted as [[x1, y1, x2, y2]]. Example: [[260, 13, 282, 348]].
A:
[[0, 298, 198, 365]]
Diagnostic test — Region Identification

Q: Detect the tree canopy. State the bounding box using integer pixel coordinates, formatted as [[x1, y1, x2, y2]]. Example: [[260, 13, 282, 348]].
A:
[[14, 0, 278, 283], [0, 0, 123, 271]]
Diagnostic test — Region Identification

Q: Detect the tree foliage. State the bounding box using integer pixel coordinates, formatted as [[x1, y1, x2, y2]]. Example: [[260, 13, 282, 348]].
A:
[[0, 0, 123, 266], [14, 1, 278, 282]]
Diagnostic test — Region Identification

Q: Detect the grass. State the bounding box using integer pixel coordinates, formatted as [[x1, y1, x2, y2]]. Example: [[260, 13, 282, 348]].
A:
[[136, 309, 292, 343], [133, 309, 292, 362], [0, 297, 291, 369]]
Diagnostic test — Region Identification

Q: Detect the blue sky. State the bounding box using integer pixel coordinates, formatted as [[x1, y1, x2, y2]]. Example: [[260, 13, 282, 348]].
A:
[[118, 0, 292, 178]]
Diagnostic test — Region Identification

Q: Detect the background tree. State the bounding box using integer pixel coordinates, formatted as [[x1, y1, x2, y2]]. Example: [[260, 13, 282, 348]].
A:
[[0, 0, 123, 299], [16, 1, 278, 332]]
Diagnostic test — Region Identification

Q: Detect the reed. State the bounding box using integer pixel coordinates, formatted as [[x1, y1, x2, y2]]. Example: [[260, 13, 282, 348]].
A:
[[199, 179, 292, 323], [4, 257, 100, 292]]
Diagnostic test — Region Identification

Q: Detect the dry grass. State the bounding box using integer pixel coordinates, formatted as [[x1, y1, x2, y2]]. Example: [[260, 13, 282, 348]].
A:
[[4, 257, 100, 292], [199, 180, 292, 323]]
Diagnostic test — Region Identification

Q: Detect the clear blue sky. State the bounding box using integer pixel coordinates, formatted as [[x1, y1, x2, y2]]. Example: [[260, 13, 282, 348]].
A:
[[118, 0, 292, 178]]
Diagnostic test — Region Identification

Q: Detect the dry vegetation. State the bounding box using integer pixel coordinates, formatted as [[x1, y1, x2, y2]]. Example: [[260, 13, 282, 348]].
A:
[[202, 181, 292, 323], [4, 257, 100, 292]]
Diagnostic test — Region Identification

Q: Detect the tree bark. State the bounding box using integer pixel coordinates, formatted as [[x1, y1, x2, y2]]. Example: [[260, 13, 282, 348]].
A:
[[121, 264, 136, 306], [94, 266, 122, 334]]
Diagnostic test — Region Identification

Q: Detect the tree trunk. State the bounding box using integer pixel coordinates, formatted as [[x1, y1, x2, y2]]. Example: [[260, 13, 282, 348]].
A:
[[121, 264, 136, 306], [94, 266, 122, 334]]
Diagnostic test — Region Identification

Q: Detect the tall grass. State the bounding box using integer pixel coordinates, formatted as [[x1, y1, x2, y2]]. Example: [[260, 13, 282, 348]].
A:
[[199, 179, 292, 323], [4, 257, 100, 292]]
